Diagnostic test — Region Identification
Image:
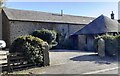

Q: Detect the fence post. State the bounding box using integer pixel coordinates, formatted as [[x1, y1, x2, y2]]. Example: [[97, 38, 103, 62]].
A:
[[7, 53, 12, 73], [42, 42, 50, 66]]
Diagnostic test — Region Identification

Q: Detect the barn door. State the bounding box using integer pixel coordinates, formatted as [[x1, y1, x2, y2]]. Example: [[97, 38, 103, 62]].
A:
[[86, 35, 95, 51], [71, 35, 78, 50]]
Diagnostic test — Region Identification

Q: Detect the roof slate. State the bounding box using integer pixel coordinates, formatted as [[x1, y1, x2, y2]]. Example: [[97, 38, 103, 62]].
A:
[[74, 15, 119, 35], [3, 8, 95, 24]]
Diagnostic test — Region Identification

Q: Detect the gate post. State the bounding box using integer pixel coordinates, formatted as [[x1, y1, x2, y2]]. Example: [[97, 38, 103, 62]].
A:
[[42, 42, 50, 66], [98, 38, 105, 57]]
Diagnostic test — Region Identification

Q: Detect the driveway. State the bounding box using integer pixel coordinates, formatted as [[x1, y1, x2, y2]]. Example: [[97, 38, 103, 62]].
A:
[[12, 50, 118, 74]]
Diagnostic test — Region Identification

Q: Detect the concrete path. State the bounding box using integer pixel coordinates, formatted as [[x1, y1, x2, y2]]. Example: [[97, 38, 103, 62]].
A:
[[12, 50, 118, 74]]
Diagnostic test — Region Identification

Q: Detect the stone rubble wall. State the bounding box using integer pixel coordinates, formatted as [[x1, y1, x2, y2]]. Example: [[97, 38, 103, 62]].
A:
[[5, 20, 85, 50]]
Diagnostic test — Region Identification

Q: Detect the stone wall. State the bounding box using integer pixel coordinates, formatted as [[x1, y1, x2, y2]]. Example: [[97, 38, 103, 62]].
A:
[[53, 24, 85, 37], [6, 20, 86, 50], [53, 24, 86, 50], [69, 24, 85, 36], [2, 10, 10, 47], [78, 35, 86, 50], [9, 21, 53, 45]]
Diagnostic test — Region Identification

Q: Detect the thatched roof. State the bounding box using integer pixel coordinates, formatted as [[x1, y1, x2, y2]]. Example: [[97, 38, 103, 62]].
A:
[[2, 8, 95, 25], [74, 15, 119, 35]]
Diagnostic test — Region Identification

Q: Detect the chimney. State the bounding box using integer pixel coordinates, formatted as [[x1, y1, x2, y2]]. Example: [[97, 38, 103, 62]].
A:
[[111, 11, 114, 19], [61, 10, 63, 16]]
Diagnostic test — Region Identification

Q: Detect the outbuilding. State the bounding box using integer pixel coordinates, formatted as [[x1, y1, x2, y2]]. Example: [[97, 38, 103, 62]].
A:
[[73, 15, 120, 51], [0, 8, 94, 48]]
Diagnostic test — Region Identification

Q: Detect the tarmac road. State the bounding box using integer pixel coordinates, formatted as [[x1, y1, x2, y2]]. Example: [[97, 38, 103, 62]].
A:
[[12, 50, 119, 74]]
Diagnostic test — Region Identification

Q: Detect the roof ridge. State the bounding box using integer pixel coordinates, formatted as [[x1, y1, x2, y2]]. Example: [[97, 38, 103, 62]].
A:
[[3, 7, 52, 14], [3, 8, 95, 18], [2, 7, 95, 25]]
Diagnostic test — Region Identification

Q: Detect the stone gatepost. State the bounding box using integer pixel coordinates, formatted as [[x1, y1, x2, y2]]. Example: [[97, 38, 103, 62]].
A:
[[42, 42, 50, 66], [98, 38, 105, 57]]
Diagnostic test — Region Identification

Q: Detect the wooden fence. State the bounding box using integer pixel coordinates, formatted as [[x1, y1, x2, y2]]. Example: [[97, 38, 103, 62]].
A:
[[0, 51, 9, 72], [0, 51, 34, 72], [0, 45, 50, 73], [7, 52, 34, 72]]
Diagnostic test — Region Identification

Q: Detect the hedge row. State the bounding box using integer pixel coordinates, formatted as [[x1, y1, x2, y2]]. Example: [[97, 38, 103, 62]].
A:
[[95, 34, 120, 56], [32, 29, 57, 44], [10, 35, 46, 66], [10, 29, 57, 66]]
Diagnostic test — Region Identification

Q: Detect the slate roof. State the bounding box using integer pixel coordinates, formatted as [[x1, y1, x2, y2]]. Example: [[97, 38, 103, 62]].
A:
[[2, 8, 95, 25], [74, 15, 119, 35]]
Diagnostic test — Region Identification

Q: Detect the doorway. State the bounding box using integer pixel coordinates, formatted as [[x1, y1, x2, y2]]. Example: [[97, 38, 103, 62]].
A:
[[86, 35, 95, 51]]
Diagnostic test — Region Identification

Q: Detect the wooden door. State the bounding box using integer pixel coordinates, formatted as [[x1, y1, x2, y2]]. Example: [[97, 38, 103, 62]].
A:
[[86, 35, 95, 51]]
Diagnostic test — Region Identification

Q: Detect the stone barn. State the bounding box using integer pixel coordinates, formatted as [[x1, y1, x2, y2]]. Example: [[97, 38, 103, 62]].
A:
[[0, 8, 95, 48], [73, 15, 119, 51]]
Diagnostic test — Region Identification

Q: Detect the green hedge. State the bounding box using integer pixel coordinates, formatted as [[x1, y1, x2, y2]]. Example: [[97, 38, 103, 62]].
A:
[[32, 29, 57, 44], [10, 35, 48, 66], [94, 34, 118, 56]]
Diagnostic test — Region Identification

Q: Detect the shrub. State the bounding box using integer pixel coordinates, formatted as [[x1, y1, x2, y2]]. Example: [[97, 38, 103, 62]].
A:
[[105, 37, 117, 56], [32, 29, 56, 44], [114, 34, 120, 54], [10, 35, 48, 66], [94, 34, 118, 56], [32, 29, 57, 48]]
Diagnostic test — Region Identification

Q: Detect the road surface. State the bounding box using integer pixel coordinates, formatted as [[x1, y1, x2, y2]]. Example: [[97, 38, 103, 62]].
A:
[[12, 50, 119, 74]]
